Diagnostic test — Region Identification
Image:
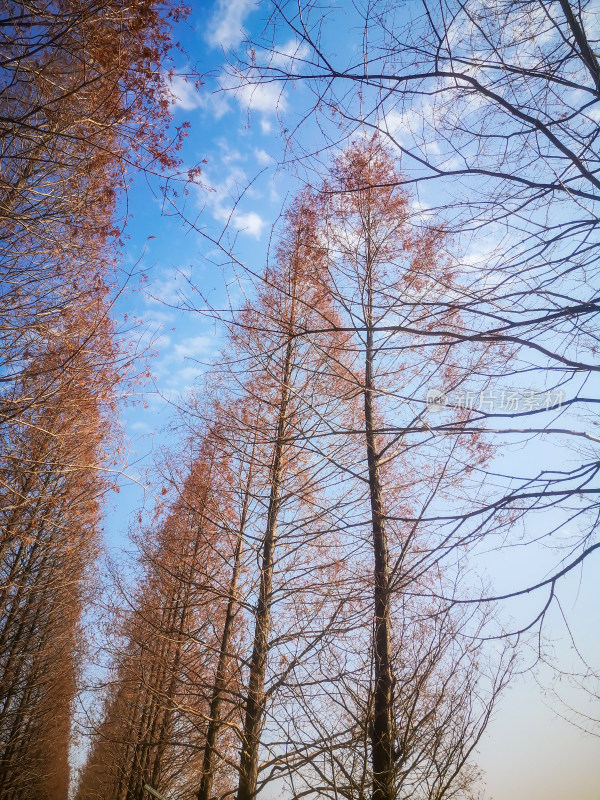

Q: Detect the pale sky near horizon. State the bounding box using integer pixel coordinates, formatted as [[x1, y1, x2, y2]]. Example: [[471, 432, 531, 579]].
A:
[[104, 1, 600, 797]]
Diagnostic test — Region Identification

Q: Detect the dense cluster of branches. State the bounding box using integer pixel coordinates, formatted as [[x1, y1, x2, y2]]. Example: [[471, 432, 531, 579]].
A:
[[236, 0, 600, 642], [79, 140, 513, 800], [0, 2, 193, 797], [77, 431, 240, 800]]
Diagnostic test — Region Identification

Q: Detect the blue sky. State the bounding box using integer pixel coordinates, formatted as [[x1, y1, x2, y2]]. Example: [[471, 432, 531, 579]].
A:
[[108, 0, 298, 523], [103, 1, 600, 797]]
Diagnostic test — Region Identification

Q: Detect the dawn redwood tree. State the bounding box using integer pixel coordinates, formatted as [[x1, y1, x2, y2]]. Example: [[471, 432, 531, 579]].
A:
[[76, 586, 203, 800], [174, 164, 508, 799], [145, 391, 265, 800], [230, 194, 336, 800], [192, 400, 262, 800], [0, 301, 119, 800], [310, 136, 504, 800], [177, 372, 352, 800], [287, 598, 510, 800], [240, 0, 600, 644], [76, 429, 239, 800], [1, 2, 201, 795], [185, 192, 356, 800], [0, 0, 198, 429]]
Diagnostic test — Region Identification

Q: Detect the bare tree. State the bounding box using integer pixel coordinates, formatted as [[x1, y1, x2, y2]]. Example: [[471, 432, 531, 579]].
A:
[[169, 162, 511, 800], [232, 0, 600, 649], [76, 428, 240, 800], [221, 194, 344, 800], [1, 0, 198, 429], [0, 310, 118, 800], [295, 137, 509, 800], [1, 3, 201, 795]]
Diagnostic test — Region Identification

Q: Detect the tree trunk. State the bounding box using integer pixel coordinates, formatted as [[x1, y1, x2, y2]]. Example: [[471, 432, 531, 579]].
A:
[[199, 427, 257, 800], [237, 339, 294, 800], [364, 257, 394, 800]]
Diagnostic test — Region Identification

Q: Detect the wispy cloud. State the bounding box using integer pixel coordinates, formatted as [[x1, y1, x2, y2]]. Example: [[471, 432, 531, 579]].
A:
[[198, 163, 268, 240], [220, 70, 287, 115], [150, 332, 219, 399], [254, 148, 274, 166], [198, 89, 231, 120], [218, 69, 287, 134], [167, 75, 203, 111], [206, 0, 257, 50], [260, 117, 272, 134], [268, 38, 310, 72], [174, 336, 214, 360], [144, 266, 193, 307], [232, 211, 266, 239]]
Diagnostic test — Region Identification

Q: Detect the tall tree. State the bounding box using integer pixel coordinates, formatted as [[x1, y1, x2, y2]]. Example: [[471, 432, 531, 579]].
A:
[[1, 0, 195, 426], [1, 2, 200, 795], [241, 0, 600, 643], [77, 428, 238, 800], [0, 301, 119, 800], [195, 400, 261, 800], [311, 136, 504, 800], [230, 193, 341, 800], [180, 169, 507, 800]]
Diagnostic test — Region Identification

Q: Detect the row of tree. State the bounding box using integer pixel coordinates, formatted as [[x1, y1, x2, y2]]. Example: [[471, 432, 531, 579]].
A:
[[77, 139, 513, 800], [241, 0, 600, 635], [5, 0, 599, 797], [0, 1, 192, 797]]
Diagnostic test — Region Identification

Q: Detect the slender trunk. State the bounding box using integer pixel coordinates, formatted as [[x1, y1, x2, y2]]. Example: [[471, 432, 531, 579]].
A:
[[237, 338, 295, 800], [0, 462, 42, 568], [0, 549, 52, 734], [0, 603, 59, 787], [557, 0, 600, 93], [124, 597, 180, 800], [198, 426, 257, 800], [149, 494, 210, 794], [363, 248, 394, 800], [147, 619, 185, 794], [115, 687, 146, 800]]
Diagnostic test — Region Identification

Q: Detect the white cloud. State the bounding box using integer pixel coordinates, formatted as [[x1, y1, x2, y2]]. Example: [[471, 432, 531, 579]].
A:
[[409, 200, 433, 221], [130, 420, 151, 433], [268, 177, 280, 203], [177, 365, 206, 385], [155, 333, 172, 349], [167, 75, 203, 110], [221, 73, 287, 115], [232, 211, 265, 239], [268, 38, 310, 72], [218, 69, 287, 133], [201, 164, 248, 216], [152, 333, 217, 397], [221, 146, 244, 165], [587, 105, 600, 122], [199, 90, 231, 120], [583, 5, 600, 39], [206, 0, 257, 50], [197, 165, 267, 240], [166, 74, 231, 120], [382, 107, 422, 146], [141, 309, 176, 326], [381, 104, 449, 164], [144, 266, 192, 307], [254, 148, 274, 166], [174, 336, 214, 360]]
